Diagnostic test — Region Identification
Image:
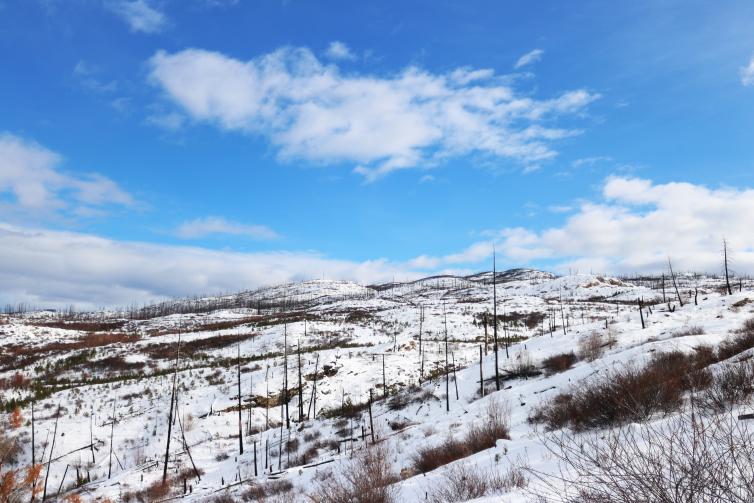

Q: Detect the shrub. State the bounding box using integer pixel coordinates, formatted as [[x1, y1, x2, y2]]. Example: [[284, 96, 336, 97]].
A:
[[672, 325, 705, 337], [717, 320, 754, 361], [530, 351, 711, 431], [695, 360, 754, 412], [429, 462, 527, 502], [414, 398, 510, 473], [532, 409, 754, 503], [311, 442, 397, 503], [577, 332, 605, 362], [542, 352, 578, 375]]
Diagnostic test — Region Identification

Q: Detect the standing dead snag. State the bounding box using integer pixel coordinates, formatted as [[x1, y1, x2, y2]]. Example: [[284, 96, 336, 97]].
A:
[[108, 397, 116, 478], [237, 343, 243, 455], [638, 297, 645, 329], [479, 346, 484, 397], [307, 352, 319, 419], [163, 333, 181, 483], [492, 246, 500, 391], [444, 301, 450, 412], [297, 341, 303, 423], [283, 323, 290, 430], [418, 305, 424, 382], [382, 354, 387, 399], [668, 257, 684, 307], [724, 238, 733, 295], [42, 403, 61, 500]]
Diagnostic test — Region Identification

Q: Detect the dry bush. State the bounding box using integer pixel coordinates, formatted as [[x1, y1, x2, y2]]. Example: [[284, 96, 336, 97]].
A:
[[695, 360, 754, 412], [530, 351, 711, 431], [242, 479, 293, 501], [414, 399, 510, 473], [310, 442, 397, 503], [577, 332, 604, 362], [672, 325, 705, 337], [531, 408, 754, 503], [717, 320, 754, 361], [430, 462, 527, 503], [541, 352, 578, 375]]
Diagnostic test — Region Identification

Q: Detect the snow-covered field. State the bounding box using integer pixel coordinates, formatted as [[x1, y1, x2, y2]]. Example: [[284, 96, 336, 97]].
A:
[[2, 269, 753, 502]]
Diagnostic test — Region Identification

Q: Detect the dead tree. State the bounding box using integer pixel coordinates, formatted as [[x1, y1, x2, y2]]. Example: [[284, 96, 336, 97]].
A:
[[451, 351, 459, 400], [31, 399, 36, 466], [368, 389, 375, 444], [307, 352, 319, 419], [492, 247, 500, 391], [444, 302, 450, 412], [668, 257, 684, 307], [382, 354, 387, 399], [297, 341, 303, 423], [638, 297, 645, 329], [479, 345, 484, 397], [418, 305, 424, 381], [108, 397, 116, 478], [237, 344, 243, 455], [724, 238, 733, 295], [42, 403, 61, 500], [483, 312, 489, 354], [283, 323, 290, 430], [163, 334, 181, 483]]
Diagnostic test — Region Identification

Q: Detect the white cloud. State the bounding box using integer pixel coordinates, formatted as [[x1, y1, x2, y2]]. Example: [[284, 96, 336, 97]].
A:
[[324, 41, 356, 61], [0, 223, 418, 309], [741, 54, 754, 86], [406, 177, 754, 276], [499, 177, 754, 274], [514, 49, 544, 69], [106, 0, 166, 33], [0, 133, 134, 216], [148, 47, 599, 180], [176, 216, 278, 240]]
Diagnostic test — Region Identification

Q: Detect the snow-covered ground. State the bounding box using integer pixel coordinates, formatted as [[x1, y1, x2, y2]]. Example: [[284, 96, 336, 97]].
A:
[[1, 269, 752, 502]]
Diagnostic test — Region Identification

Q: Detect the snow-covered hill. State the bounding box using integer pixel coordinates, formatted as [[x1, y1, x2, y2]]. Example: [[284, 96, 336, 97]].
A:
[[1, 269, 752, 502]]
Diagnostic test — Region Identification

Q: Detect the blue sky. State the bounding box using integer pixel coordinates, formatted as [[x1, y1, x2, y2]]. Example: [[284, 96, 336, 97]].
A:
[[3, 0, 754, 308]]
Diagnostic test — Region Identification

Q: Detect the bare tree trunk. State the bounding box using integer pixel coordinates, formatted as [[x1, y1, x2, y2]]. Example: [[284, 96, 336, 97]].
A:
[[42, 403, 61, 500], [492, 247, 500, 391], [638, 297, 645, 329], [724, 238, 733, 295], [444, 302, 450, 412], [479, 345, 484, 397], [31, 399, 35, 467], [283, 323, 289, 430], [108, 397, 116, 478], [418, 305, 424, 381], [382, 354, 387, 399], [307, 352, 319, 419], [451, 351, 459, 400], [163, 334, 181, 483], [297, 342, 303, 423], [668, 257, 684, 307], [368, 389, 375, 444], [237, 343, 244, 455]]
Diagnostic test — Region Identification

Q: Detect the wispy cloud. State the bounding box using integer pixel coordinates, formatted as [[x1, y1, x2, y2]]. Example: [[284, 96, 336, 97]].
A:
[[0, 133, 134, 218], [741, 54, 754, 86], [175, 216, 279, 240], [73, 61, 118, 93], [514, 48, 544, 69], [148, 46, 599, 181], [106, 0, 166, 33], [324, 41, 356, 61]]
